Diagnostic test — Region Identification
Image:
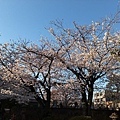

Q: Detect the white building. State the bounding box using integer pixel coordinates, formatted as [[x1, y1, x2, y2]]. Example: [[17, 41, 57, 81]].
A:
[[94, 91, 106, 108], [93, 90, 120, 110]]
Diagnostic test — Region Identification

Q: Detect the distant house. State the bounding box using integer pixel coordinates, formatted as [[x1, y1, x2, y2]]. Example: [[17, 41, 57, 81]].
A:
[[93, 90, 120, 110]]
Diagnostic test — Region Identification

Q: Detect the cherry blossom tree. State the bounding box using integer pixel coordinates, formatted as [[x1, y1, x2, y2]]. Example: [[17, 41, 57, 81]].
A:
[[47, 12, 120, 115], [0, 41, 57, 109], [0, 43, 33, 103], [17, 43, 50, 108]]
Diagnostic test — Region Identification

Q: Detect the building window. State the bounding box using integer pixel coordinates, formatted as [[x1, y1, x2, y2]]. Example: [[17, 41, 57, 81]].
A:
[[96, 93, 99, 96], [100, 92, 103, 96]]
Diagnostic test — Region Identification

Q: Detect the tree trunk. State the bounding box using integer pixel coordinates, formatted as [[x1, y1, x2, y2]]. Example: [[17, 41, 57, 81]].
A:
[[81, 89, 88, 116], [35, 95, 46, 108], [81, 84, 94, 116], [46, 88, 51, 109], [87, 84, 94, 116], [35, 88, 51, 119]]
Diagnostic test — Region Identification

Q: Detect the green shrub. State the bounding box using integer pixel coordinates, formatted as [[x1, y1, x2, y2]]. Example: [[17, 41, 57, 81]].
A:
[[69, 116, 92, 120]]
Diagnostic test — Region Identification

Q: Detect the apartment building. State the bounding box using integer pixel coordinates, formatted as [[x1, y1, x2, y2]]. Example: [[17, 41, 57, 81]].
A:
[[94, 91, 106, 108], [94, 90, 120, 110]]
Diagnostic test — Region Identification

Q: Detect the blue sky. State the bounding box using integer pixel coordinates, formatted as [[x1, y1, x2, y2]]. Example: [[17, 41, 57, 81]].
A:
[[0, 0, 119, 44]]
